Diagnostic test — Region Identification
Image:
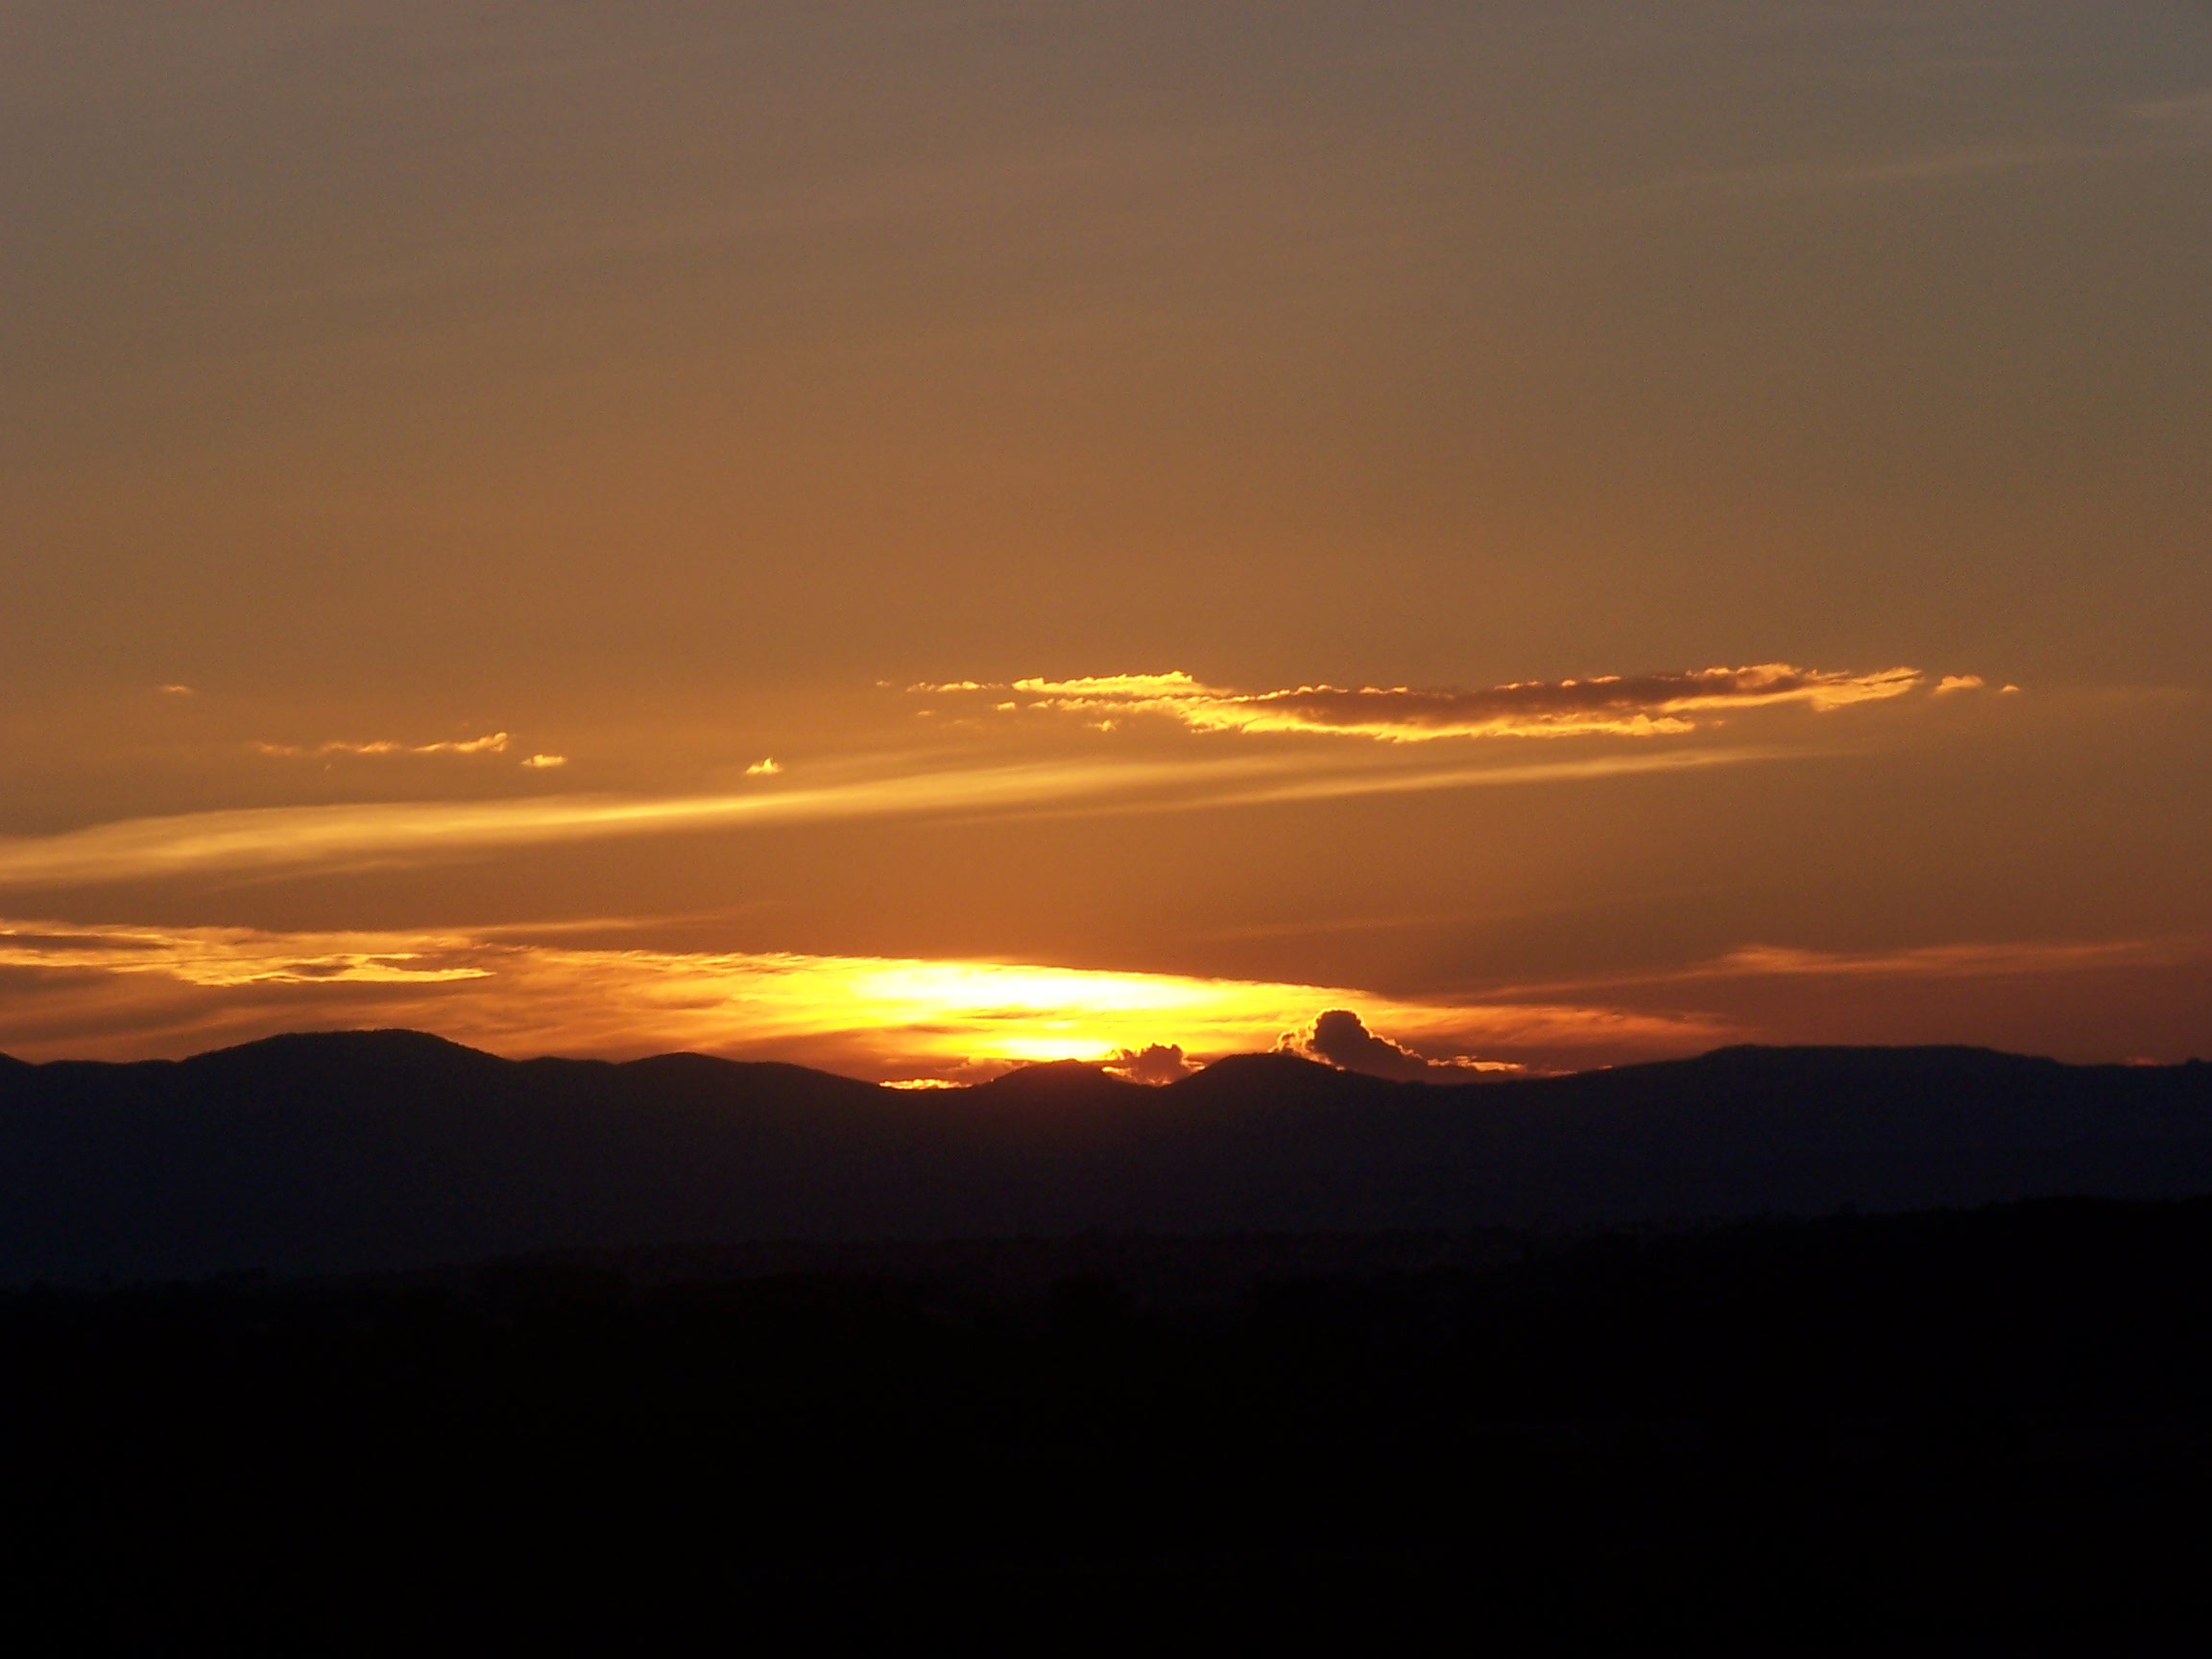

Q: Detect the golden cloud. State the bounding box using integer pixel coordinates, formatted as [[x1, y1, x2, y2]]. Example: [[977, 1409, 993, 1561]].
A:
[[0, 919, 492, 989], [918, 663, 1927, 741], [253, 732, 514, 758], [0, 747, 1778, 891]]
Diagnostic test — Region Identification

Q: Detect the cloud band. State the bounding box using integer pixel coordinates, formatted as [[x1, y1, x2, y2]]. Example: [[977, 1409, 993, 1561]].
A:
[[921, 663, 1929, 741]]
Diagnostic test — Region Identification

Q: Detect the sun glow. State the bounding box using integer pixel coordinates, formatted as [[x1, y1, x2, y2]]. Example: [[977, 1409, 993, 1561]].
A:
[[0, 918, 1714, 1078]]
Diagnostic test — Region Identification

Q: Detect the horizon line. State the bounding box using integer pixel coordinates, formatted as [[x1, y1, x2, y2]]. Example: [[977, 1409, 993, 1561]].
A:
[[4, 1025, 2196, 1084]]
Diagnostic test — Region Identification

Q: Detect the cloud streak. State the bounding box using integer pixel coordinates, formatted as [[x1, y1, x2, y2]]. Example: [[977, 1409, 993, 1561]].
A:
[[253, 732, 513, 758], [0, 746, 1782, 891], [0, 661, 1967, 891], [1707, 939, 2206, 981], [1625, 92, 2212, 209], [920, 664, 1926, 742], [0, 919, 490, 988], [1481, 936, 2210, 1003]]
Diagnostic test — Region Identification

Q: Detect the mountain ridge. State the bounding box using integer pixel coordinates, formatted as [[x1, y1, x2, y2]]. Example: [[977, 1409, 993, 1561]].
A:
[[1, 1029, 2207, 1284], [7, 1026, 2195, 1091]]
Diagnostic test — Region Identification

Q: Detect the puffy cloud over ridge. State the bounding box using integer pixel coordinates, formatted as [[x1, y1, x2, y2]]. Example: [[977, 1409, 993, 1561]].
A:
[[1286, 1008, 1522, 1081], [1106, 1043, 1197, 1085]]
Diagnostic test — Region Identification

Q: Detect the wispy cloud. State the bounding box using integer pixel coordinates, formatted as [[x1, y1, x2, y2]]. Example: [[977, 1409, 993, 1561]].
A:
[[0, 745, 1787, 891], [1706, 938, 2204, 981], [919, 664, 1926, 742], [2128, 86, 2212, 139], [253, 732, 513, 758], [1641, 140, 2091, 204], [1625, 84, 2212, 209], [0, 919, 489, 988], [0, 660, 1961, 892], [1484, 936, 2208, 1002], [0, 918, 1712, 1077]]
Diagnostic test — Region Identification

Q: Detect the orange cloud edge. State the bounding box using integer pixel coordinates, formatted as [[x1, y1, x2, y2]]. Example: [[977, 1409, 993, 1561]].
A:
[[915, 661, 1977, 742]]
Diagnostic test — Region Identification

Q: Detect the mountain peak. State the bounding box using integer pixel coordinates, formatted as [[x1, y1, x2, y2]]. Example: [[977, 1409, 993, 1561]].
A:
[[176, 1028, 511, 1089], [974, 1059, 1143, 1105]]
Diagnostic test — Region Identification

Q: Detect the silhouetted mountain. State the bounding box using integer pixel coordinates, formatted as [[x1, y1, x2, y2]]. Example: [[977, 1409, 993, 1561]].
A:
[[0, 1031, 2207, 1282]]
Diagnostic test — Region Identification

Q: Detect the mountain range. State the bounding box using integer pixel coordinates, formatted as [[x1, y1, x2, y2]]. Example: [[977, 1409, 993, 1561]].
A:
[[2, 1031, 2207, 1283]]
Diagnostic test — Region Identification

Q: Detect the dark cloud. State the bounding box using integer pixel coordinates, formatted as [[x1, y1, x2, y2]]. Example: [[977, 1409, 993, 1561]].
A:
[[1105, 1043, 1195, 1086], [1289, 1009, 1517, 1082], [1245, 664, 1922, 733], [923, 664, 1928, 742]]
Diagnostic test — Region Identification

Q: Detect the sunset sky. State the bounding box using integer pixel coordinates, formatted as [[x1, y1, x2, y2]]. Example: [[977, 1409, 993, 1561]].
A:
[[3, 1, 2207, 1079]]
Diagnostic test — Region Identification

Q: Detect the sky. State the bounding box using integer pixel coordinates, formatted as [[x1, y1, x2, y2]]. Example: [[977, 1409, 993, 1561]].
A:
[[2, 1, 2207, 1079]]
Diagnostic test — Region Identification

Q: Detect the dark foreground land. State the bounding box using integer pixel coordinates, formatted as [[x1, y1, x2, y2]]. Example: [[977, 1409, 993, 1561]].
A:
[[5, 1032, 2211, 1282], [8, 1198, 2212, 1648]]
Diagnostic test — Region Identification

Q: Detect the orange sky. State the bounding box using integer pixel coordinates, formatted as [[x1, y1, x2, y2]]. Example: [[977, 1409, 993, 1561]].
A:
[[2, 3, 2207, 1077]]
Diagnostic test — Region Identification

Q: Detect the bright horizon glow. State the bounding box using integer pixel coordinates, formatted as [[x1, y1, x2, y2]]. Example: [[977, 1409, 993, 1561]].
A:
[[5, 916, 2200, 1077], [0, 916, 1720, 1078]]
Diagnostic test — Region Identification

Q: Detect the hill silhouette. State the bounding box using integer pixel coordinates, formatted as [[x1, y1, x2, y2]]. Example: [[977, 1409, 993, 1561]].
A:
[[1, 1031, 2207, 1282], [8, 1037, 2212, 1638]]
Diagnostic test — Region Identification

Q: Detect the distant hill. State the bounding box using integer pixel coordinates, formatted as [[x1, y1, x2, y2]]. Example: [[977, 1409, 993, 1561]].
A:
[[0, 1031, 2207, 1283]]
